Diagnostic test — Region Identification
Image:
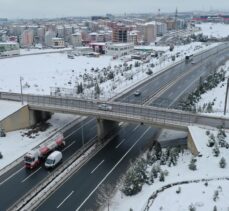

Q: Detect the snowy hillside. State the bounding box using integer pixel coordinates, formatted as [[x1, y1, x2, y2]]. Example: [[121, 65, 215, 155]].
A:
[[109, 126, 229, 211], [195, 23, 229, 38]]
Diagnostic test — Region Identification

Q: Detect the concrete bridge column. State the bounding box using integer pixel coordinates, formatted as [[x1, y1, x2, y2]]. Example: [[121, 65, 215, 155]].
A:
[[97, 118, 118, 143]]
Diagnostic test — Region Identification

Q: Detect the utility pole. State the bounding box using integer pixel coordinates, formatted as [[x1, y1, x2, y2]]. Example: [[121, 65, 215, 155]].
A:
[[224, 78, 229, 115], [20, 76, 24, 105]]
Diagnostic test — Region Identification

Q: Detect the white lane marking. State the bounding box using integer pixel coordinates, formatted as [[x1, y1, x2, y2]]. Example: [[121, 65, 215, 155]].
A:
[[65, 119, 94, 139], [90, 160, 105, 174], [57, 190, 74, 209], [76, 127, 151, 211], [0, 167, 24, 185], [21, 167, 41, 183], [62, 141, 76, 152], [132, 124, 140, 132], [115, 139, 126, 149]]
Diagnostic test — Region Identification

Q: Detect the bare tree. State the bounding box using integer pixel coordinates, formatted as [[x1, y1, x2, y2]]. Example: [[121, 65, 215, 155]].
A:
[[96, 183, 114, 211]]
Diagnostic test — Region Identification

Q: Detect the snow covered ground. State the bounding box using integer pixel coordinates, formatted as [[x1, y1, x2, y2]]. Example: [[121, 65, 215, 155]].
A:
[[0, 113, 77, 170], [195, 22, 229, 38], [109, 126, 229, 211], [20, 47, 71, 55], [0, 42, 217, 100], [150, 180, 229, 211], [196, 60, 229, 116]]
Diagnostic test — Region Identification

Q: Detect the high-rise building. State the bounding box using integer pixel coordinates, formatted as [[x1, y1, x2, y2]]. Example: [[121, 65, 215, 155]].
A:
[[45, 30, 56, 47], [20, 29, 34, 47], [112, 23, 128, 43], [71, 32, 82, 47], [143, 22, 157, 44]]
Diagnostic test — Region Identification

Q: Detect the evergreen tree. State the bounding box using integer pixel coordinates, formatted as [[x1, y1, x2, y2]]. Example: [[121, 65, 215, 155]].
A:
[[213, 190, 219, 201], [189, 158, 197, 171], [212, 144, 220, 157], [159, 171, 165, 182], [94, 82, 101, 96], [213, 205, 217, 211], [219, 157, 226, 168]]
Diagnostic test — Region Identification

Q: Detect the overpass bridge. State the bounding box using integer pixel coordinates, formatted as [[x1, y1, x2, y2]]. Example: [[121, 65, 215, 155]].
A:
[[1, 93, 228, 138]]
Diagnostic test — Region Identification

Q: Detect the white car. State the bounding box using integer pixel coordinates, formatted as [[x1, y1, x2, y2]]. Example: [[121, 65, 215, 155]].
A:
[[45, 151, 62, 169], [98, 104, 112, 111]]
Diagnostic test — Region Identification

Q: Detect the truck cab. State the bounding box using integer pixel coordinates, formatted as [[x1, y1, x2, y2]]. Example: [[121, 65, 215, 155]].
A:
[[24, 150, 40, 169]]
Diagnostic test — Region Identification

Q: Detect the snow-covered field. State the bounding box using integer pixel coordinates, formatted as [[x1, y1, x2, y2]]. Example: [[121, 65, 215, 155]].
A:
[[110, 126, 229, 211], [196, 22, 229, 38], [0, 42, 216, 100]]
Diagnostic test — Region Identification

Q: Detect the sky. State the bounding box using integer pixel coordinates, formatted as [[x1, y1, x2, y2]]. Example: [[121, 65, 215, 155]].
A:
[[1, 0, 229, 19]]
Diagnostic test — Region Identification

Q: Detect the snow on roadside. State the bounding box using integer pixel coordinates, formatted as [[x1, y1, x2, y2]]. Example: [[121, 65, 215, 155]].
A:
[[20, 47, 71, 55], [150, 180, 229, 211], [109, 126, 229, 211], [0, 113, 77, 170], [196, 60, 229, 117], [0, 42, 217, 100]]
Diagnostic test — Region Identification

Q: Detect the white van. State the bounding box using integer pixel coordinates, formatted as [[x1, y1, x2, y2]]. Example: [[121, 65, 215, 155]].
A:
[[45, 151, 62, 169]]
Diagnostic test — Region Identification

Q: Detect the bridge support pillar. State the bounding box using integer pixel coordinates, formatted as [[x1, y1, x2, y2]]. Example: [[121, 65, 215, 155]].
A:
[[187, 130, 199, 156], [96, 118, 118, 143]]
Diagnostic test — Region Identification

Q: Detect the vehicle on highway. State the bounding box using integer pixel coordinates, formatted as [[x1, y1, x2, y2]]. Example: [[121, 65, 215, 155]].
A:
[[134, 90, 141, 96], [185, 54, 193, 63], [98, 103, 112, 111], [45, 151, 62, 169], [191, 61, 196, 64], [24, 132, 65, 169]]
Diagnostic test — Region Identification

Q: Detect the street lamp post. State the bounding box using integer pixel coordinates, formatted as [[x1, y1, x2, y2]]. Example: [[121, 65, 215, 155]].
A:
[[81, 122, 84, 149], [20, 76, 24, 105], [224, 78, 229, 115]]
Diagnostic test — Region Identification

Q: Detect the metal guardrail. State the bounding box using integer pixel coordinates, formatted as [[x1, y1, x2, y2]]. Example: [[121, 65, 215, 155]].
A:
[[7, 137, 97, 211], [0, 116, 85, 178]]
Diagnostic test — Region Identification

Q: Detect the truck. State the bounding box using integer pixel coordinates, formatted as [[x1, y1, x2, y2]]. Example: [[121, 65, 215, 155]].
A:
[[24, 133, 65, 169]]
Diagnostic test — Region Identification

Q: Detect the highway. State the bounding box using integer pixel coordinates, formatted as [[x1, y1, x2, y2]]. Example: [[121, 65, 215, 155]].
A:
[[0, 117, 97, 211], [36, 124, 156, 211], [1, 44, 229, 210]]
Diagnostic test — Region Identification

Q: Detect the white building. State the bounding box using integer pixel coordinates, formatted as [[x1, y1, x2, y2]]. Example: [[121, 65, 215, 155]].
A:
[[71, 32, 82, 47], [105, 42, 134, 57], [0, 42, 20, 56], [45, 30, 56, 47], [156, 22, 167, 36], [52, 38, 65, 48], [143, 22, 157, 44]]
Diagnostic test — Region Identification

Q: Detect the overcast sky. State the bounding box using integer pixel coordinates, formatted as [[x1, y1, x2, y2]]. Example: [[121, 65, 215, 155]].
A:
[[1, 0, 229, 19]]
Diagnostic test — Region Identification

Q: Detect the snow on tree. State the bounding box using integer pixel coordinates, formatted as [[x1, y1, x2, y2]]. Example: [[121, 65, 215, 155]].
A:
[[96, 183, 114, 211], [219, 157, 226, 168], [159, 171, 165, 182], [207, 133, 216, 147], [94, 82, 101, 97], [213, 205, 217, 211], [121, 158, 147, 196], [212, 144, 220, 157], [213, 190, 219, 201], [189, 157, 197, 171], [189, 203, 196, 211]]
